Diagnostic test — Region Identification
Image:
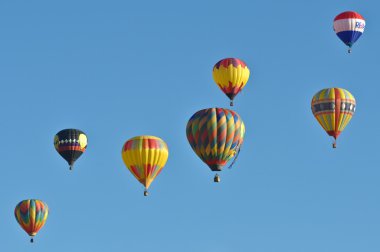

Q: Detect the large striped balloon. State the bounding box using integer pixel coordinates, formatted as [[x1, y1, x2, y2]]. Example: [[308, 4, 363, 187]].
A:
[[121, 136, 169, 196], [212, 58, 250, 106], [186, 108, 245, 181], [311, 88, 356, 147], [333, 11, 365, 53], [14, 199, 49, 242], [54, 129, 88, 170]]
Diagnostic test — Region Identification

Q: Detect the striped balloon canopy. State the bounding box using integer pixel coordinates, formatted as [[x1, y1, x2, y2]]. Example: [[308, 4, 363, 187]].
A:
[[186, 108, 245, 182], [54, 129, 88, 170], [311, 88, 356, 148], [121, 136, 169, 196], [14, 199, 49, 243], [212, 58, 250, 106], [333, 11, 365, 53]]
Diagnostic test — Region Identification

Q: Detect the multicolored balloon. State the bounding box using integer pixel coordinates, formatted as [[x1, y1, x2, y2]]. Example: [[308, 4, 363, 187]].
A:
[[121, 136, 169, 196], [14, 199, 49, 243], [54, 129, 87, 170], [186, 108, 245, 182], [333, 11, 365, 53], [311, 88, 356, 148], [212, 58, 250, 106]]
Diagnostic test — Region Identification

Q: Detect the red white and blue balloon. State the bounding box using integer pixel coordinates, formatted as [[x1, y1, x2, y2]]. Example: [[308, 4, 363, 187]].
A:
[[333, 11, 365, 53]]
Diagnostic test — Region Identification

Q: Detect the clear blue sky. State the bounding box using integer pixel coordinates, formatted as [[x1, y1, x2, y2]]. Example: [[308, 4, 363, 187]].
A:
[[0, 0, 379, 251]]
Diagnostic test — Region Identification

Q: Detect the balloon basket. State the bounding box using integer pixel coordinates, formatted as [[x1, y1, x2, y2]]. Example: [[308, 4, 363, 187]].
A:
[[332, 142, 337, 148], [144, 190, 149, 196], [30, 237, 34, 243], [214, 174, 220, 183], [230, 101, 234, 106]]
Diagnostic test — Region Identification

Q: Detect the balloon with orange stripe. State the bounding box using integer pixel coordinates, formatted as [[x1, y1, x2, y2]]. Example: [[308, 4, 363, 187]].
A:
[[186, 108, 245, 182], [14, 199, 49, 243], [212, 58, 250, 106], [121, 136, 169, 196], [311, 88, 356, 148], [54, 129, 88, 170]]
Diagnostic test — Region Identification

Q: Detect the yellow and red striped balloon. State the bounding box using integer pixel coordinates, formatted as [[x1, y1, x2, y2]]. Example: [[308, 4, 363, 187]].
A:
[[311, 87, 356, 147], [14, 199, 49, 242], [212, 58, 250, 106], [121, 136, 169, 195]]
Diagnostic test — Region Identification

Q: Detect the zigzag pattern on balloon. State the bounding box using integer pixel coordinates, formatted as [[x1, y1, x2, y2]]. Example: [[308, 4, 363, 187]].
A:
[[186, 108, 245, 171], [212, 58, 250, 101]]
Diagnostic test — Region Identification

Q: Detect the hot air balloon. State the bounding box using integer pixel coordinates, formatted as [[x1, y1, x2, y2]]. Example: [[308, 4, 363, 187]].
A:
[[14, 199, 49, 243], [333, 11, 365, 53], [186, 108, 245, 182], [212, 58, 250, 106], [311, 88, 356, 148], [121, 136, 169, 196], [54, 129, 87, 170]]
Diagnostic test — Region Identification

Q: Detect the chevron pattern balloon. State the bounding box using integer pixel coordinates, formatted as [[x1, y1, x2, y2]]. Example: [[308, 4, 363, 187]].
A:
[[186, 108, 245, 173], [212, 58, 250, 106], [14, 199, 49, 242]]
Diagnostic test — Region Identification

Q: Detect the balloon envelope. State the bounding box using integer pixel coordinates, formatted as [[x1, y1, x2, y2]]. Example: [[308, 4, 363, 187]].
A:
[[121, 136, 169, 190], [186, 108, 245, 171], [212, 58, 250, 104], [54, 129, 87, 169], [333, 11, 365, 49], [14, 199, 48, 239], [311, 87, 356, 141]]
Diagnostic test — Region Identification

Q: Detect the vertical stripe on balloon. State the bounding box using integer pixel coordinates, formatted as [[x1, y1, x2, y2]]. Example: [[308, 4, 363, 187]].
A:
[[121, 136, 169, 189], [311, 88, 356, 140]]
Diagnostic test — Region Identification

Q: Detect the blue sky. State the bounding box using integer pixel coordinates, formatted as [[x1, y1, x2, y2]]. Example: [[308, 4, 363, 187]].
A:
[[0, 0, 379, 251]]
